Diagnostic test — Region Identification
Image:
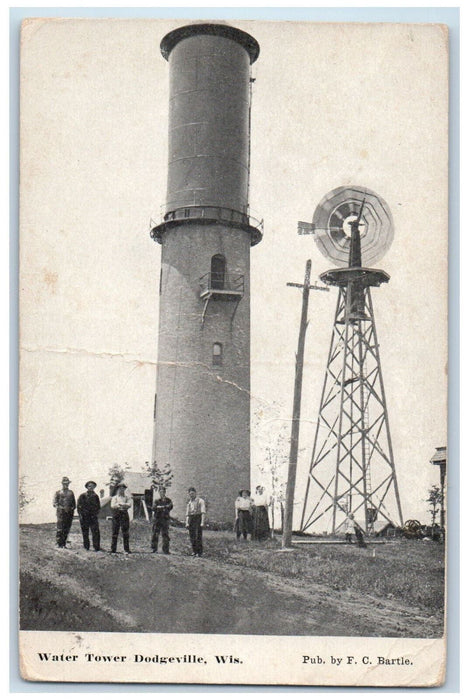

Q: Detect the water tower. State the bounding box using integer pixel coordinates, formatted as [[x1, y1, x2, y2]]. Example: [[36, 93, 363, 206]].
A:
[[300, 186, 403, 534], [150, 24, 262, 522]]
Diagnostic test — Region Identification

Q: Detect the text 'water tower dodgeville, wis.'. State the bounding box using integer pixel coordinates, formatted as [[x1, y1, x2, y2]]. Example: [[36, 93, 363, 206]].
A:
[[150, 23, 263, 522]]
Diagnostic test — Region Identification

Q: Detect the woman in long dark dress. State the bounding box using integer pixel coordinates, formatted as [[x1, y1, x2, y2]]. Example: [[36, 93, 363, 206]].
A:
[[252, 485, 271, 540]]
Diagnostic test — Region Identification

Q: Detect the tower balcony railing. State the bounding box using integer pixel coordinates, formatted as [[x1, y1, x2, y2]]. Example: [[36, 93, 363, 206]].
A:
[[164, 205, 263, 231], [199, 272, 244, 301], [150, 205, 263, 246]]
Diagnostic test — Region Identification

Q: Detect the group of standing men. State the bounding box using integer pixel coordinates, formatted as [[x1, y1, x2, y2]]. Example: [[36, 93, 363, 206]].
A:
[[53, 477, 131, 553], [151, 486, 206, 557], [53, 477, 207, 557]]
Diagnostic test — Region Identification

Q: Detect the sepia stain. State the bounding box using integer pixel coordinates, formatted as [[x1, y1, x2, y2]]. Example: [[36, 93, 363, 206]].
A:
[[43, 270, 58, 294], [360, 149, 369, 160]]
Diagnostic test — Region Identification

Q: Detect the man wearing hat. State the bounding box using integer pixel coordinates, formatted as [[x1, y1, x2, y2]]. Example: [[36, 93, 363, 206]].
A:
[[77, 481, 101, 551], [110, 482, 132, 554], [234, 489, 253, 541], [151, 486, 173, 554], [53, 477, 76, 548]]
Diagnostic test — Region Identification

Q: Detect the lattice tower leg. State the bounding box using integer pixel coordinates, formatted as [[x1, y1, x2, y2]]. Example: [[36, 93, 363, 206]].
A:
[[300, 287, 403, 534]]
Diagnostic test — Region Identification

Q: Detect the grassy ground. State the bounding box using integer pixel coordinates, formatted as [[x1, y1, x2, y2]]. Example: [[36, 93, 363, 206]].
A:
[[19, 521, 444, 637], [206, 534, 445, 612]]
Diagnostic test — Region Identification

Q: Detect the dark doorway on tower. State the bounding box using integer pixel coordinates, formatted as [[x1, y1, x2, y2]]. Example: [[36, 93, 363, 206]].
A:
[[211, 254, 226, 290]]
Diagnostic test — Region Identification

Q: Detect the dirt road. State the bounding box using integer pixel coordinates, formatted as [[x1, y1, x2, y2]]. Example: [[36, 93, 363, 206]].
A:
[[20, 523, 444, 637]]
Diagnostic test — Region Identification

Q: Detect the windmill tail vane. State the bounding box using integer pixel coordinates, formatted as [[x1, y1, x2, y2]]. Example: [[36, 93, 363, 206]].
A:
[[297, 221, 315, 236]]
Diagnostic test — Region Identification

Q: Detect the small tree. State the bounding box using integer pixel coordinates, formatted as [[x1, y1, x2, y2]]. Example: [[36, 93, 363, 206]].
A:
[[427, 485, 443, 529], [19, 476, 35, 513], [259, 444, 288, 533], [254, 406, 289, 534], [107, 463, 130, 495], [145, 461, 173, 491]]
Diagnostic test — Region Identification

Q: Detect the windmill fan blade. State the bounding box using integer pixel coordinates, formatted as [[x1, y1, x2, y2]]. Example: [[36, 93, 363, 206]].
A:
[[357, 197, 366, 222], [330, 213, 344, 230], [312, 185, 394, 267]]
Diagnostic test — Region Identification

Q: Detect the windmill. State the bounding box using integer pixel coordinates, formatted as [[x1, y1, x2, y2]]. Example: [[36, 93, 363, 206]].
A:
[[299, 186, 403, 535]]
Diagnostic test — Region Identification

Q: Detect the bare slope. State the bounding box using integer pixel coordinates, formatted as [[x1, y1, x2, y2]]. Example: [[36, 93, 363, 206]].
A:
[[20, 523, 444, 637]]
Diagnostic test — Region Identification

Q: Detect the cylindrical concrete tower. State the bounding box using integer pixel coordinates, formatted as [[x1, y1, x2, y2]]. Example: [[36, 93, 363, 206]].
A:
[[151, 23, 262, 523]]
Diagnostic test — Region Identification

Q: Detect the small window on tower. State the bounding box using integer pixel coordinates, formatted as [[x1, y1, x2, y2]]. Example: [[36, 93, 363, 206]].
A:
[[212, 342, 223, 367]]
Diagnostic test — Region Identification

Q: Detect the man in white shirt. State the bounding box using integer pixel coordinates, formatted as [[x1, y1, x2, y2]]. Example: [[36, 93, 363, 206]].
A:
[[110, 483, 132, 554], [185, 487, 206, 557], [235, 489, 253, 540], [344, 513, 355, 544]]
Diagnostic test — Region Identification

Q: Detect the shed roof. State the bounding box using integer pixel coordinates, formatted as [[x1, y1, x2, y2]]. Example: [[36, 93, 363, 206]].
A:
[[122, 472, 152, 494], [430, 447, 446, 465]]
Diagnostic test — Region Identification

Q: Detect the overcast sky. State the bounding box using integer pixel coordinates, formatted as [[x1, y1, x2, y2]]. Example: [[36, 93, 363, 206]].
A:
[[19, 18, 447, 525]]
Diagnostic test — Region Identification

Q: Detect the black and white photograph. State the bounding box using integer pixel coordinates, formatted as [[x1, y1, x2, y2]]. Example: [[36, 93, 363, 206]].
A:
[[18, 15, 448, 685]]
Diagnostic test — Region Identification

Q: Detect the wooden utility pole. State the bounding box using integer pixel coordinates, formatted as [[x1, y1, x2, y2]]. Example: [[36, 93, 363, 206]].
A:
[[282, 260, 329, 548]]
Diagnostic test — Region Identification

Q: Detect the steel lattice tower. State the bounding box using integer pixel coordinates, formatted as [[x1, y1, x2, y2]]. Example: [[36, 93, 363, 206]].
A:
[[299, 186, 403, 535]]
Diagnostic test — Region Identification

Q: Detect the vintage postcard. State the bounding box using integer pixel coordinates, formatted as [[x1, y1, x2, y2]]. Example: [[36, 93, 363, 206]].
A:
[[18, 18, 448, 685]]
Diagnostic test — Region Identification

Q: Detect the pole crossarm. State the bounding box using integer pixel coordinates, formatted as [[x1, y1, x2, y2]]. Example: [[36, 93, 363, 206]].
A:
[[287, 282, 330, 292]]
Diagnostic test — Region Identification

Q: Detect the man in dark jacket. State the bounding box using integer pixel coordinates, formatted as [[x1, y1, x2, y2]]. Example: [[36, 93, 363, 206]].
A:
[[350, 513, 367, 548], [53, 477, 76, 548], [77, 480, 101, 551], [151, 486, 173, 554]]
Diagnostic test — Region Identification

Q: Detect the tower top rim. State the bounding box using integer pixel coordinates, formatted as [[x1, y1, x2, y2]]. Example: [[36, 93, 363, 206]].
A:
[[160, 23, 260, 64]]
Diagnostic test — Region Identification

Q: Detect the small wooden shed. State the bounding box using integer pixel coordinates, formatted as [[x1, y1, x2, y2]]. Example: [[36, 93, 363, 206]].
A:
[[430, 446, 446, 528], [124, 472, 153, 521], [97, 472, 153, 521]]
